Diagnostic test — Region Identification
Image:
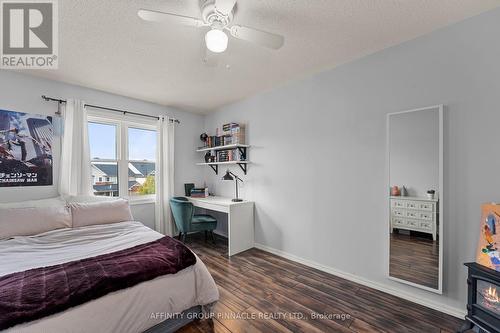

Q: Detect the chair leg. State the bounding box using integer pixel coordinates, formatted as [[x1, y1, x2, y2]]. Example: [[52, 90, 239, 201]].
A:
[[211, 231, 216, 245], [181, 233, 187, 243], [177, 232, 182, 240], [204, 230, 208, 243]]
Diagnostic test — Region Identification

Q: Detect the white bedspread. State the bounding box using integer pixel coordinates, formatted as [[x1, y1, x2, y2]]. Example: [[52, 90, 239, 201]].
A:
[[0, 221, 219, 333]]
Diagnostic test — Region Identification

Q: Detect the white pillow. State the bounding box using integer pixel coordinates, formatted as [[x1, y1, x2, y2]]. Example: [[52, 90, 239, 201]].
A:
[[0, 197, 65, 209], [0, 205, 72, 239], [63, 195, 118, 204], [69, 199, 134, 228]]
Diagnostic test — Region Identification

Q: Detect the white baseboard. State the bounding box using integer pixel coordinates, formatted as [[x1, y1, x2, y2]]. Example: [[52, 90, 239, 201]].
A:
[[254, 242, 466, 319]]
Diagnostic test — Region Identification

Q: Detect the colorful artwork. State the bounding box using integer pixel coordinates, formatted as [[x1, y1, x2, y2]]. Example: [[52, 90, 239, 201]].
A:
[[0, 109, 53, 187], [477, 204, 500, 272]]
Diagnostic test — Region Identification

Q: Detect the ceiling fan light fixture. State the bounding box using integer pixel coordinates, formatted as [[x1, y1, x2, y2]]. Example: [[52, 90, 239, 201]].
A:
[[205, 28, 228, 53]]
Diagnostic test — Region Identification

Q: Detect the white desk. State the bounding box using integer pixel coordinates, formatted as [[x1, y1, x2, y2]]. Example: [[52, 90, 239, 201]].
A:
[[188, 196, 254, 256]]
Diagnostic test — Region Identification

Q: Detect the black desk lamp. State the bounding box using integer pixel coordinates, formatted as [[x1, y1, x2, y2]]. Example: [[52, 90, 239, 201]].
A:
[[222, 170, 243, 202]]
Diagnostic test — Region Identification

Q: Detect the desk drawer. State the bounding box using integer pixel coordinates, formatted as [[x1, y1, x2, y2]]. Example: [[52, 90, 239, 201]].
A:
[[191, 201, 229, 213]]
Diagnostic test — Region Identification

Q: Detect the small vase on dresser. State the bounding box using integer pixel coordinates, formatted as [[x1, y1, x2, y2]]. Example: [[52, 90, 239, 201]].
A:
[[390, 196, 439, 240]]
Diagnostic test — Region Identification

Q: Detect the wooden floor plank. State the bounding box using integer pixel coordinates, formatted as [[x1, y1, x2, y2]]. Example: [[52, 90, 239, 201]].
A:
[[355, 286, 463, 332], [177, 318, 231, 333], [180, 234, 465, 333], [212, 302, 263, 333], [293, 282, 419, 333], [242, 306, 294, 333], [232, 277, 355, 332], [348, 318, 388, 333], [292, 279, 433, 332], [390, 232, 439, 289], [217, 286, 251, 313]]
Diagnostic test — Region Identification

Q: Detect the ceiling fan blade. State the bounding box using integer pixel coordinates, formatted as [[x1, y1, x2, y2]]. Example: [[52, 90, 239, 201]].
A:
[[138, 9, 205, 28], [215, 0, 237, 15], [229, 25, 284, 50]]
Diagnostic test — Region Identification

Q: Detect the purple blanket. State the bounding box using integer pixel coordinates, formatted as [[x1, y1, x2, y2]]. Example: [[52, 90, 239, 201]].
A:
[[0, 236, 196, 330]]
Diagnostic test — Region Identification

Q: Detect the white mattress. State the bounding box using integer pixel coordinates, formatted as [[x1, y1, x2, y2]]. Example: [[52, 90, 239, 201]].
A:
[[0, 221, 219, 333]]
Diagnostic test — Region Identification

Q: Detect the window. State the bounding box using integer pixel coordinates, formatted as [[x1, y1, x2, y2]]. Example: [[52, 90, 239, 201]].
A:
[[88, 116, 157, 202], [88, 122, 116, 159], [89, 122, 119, 197], [128, 127, 156, 197]]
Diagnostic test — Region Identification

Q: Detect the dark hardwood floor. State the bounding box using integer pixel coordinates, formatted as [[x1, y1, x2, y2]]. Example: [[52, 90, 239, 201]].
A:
[[390, 231, 439, 289], [179, 233, 465, 333]]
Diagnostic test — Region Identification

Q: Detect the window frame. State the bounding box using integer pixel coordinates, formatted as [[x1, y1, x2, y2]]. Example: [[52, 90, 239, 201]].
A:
[[88, 111, 157, 204]]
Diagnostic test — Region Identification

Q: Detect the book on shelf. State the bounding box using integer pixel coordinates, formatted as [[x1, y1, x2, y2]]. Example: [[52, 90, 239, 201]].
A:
[[223, 123, 245, 145], [203, 123, 246, 148], [190, 188, 208, 198], [222, 122, 239, 131], [212, 148, 246, 163]]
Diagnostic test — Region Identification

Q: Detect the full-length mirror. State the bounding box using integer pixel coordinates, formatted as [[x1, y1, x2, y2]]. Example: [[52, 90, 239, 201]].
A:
[[388, 105, 443, 293]]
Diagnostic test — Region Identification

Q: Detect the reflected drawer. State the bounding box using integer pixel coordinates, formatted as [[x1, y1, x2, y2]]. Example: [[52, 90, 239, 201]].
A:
[[418, 202, 436, 212], [405, 201, 419, 209], [392, 217, 405, 227], [391, 200, 405, 208], [419, 221, 433, 230], [405, 219, 418, 228], [419, 212, 434, 221], [405, 210, 419, 219], [391, 209, 405, 217]]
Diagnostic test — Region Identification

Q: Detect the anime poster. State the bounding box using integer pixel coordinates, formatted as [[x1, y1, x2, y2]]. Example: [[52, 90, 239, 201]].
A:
[[0, 109, 53, 186], [476, 204, 500, 272]]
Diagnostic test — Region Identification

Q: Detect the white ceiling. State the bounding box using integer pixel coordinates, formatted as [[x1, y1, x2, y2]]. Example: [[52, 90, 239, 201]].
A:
[[25, 0, 500, 113]]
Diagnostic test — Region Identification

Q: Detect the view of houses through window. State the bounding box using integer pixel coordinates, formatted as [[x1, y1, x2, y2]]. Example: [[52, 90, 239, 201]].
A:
[[88, 121, 156, 199], [128, 126, 156, 197]]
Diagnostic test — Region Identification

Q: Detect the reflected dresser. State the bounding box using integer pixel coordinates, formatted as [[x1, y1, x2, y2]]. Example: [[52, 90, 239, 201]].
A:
[[390, 196, 438, 240]]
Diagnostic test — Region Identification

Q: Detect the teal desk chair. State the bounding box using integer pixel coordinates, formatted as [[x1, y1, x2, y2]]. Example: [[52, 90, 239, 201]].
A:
[[169, 197, 217, 243]]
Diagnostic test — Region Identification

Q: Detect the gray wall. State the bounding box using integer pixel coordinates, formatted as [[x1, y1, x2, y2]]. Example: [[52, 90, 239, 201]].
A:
[[389, 108, 440, 198], [204, 7, 500, 314], [0, 71, 205, 229]]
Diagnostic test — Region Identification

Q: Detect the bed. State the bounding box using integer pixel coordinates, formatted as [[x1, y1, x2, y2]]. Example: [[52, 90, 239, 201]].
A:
[[0, 199, 219, 333]]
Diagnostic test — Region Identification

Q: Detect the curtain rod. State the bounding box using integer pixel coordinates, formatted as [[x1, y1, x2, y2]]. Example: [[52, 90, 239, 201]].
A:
[[41, 95, 180, 124]]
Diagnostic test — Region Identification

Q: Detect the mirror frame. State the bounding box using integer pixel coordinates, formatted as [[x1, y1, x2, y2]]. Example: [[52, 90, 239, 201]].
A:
[[386, 104, 444, 294]]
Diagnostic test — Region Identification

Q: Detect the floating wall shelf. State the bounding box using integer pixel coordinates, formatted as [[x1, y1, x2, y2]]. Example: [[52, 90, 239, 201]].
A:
[[196, 161, 250, 175], [197, 138, 251, 175], [196, 144, 250, 153]]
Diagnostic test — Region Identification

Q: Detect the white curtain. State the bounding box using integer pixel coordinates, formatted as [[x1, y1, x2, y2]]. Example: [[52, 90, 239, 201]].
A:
[[58, 99, 93, 196], [155, 117, 175, 235]]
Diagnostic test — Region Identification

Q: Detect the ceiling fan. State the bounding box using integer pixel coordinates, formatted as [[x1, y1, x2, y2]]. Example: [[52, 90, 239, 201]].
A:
[[138, 0, 285, 56]]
